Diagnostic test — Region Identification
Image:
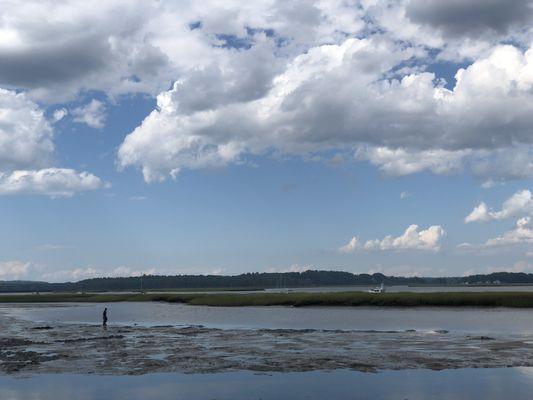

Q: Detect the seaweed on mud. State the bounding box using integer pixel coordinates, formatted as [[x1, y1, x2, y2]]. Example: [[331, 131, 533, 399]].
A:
[[0, 338, 36, 347], [56, 334, 124, 343]]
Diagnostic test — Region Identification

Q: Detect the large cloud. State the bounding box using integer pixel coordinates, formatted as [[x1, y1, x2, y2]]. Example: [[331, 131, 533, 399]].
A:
[[3, 0, 533, 185], [117, 36, 414, 181], [0, 0, 365, 103], [2, 0, 530, 104], [119, 40, 533, 182], [340, 224, 445, 252]]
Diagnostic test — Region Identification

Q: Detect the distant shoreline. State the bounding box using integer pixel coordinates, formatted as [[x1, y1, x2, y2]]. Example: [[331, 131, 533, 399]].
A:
[[4, 270, 533, 294], [3, 291, 533, 308]]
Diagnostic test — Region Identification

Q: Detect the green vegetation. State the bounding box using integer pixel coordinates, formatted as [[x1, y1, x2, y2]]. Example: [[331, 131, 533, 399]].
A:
[[3, 291, 533, 308]]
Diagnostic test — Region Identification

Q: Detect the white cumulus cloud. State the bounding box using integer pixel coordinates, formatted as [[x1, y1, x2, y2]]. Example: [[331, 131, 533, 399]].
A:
[[2, 0, 533, 188], [0, 261, 32, 280], [340, 224, 445, 253], [52, 108, 68, 122], [0, 0, 366, 103], [0, 88, 54, 170], [339, 236, 360, 253], [400, 191, 411, 199], [1, 1, 533, 185], [356, 147, 469, 177], [0, 168, 107, 198], [465, 190, 533, 223], [118, 40, 533, 183], [460, 217, 533, 251], [0, 88, 107, 197], [485, 217, 533, 247], [71, 99, 106, 129]]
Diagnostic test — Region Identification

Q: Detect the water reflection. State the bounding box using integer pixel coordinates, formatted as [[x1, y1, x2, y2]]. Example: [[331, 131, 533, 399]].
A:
[[2, 368, 533, 400]]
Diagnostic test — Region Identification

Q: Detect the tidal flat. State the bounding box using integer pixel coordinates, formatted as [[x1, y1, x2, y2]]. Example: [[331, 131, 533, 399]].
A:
[[3, 302, 533, 376]]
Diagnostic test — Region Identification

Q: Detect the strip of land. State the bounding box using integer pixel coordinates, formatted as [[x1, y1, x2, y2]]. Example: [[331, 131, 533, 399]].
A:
[[3, 270, 532, 293], [3, 291, 533, 307]]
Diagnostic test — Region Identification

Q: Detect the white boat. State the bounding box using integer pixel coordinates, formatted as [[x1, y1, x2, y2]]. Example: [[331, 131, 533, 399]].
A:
[[368, 283, 385, 293]]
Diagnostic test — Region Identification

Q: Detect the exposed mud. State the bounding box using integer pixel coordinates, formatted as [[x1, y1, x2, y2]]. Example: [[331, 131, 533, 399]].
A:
[[2, 311, 533, 376]]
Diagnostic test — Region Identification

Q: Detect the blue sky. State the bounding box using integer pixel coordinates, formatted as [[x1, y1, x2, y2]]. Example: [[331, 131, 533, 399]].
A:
[[0, 0, 532, 281]]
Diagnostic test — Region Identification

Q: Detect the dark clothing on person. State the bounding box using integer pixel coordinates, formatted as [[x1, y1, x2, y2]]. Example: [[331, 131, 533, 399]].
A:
[[103, 308, 108, 326]]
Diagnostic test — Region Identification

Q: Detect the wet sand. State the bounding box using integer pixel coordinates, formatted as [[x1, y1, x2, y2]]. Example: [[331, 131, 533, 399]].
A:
[[2, 310, 533, 375]]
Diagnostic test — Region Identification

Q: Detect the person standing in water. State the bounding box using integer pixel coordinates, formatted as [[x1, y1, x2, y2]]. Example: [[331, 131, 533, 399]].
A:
[[102, 307, 108, 327]]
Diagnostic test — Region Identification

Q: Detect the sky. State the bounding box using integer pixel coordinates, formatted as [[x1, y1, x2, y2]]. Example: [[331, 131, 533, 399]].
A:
[[1, 0, 533, 281]]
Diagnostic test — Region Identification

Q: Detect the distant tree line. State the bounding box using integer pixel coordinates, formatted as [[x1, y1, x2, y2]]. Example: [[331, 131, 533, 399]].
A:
[[0, 270, 532, 293]]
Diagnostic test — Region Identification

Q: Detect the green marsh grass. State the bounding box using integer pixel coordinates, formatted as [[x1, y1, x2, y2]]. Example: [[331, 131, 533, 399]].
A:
[[2, 291, 533, 307]]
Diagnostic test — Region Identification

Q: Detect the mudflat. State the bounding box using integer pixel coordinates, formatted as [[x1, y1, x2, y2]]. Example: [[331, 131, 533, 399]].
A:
[[2, 309, 533, 375]]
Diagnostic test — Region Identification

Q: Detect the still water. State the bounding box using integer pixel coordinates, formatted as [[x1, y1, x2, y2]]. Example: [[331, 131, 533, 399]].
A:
[[2, 301, 533, 333], [2, 368, 533, 400]]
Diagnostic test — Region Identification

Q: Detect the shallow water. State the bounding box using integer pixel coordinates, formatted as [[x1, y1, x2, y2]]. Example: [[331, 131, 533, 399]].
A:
[[2, 368, 533, 400], [3, 302, 533, 333]]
